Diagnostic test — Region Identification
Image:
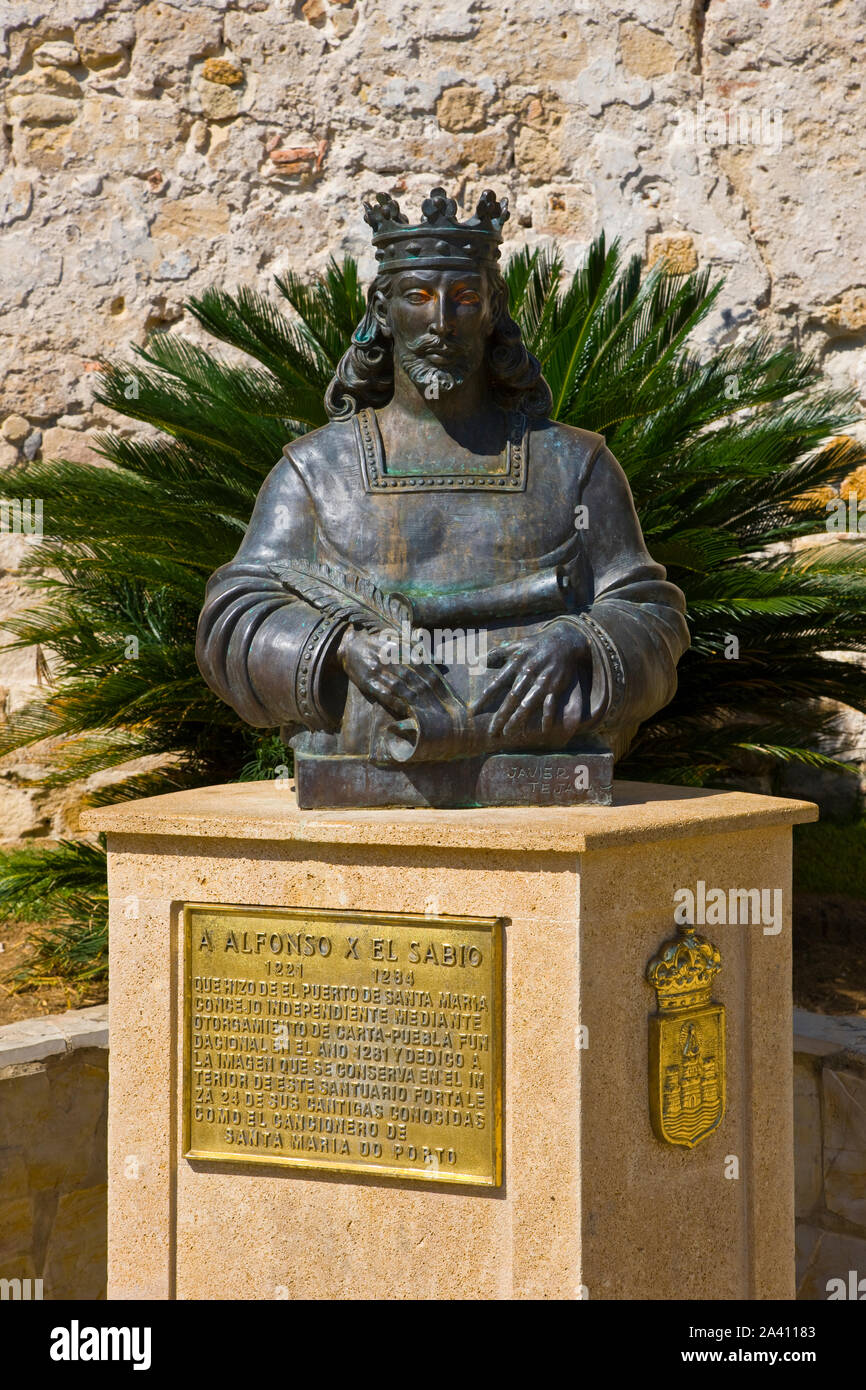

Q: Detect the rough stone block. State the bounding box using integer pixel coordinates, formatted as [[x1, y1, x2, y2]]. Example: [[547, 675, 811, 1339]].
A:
[[151, 197, 231, 241], [0, 1197, 33, 1263], [797, 1228, 866, 1301], [201, 58, 245, 87], [823, 1068, 866, 1229], [39, 426, 101, 466], [647, 233, 699, 275], [795, 1219, 823, 1296], [34, 42, 81, 70], [0, 1029, 108, 1299], [514, 126, 568, 183], [198, 80, 240, 122], [42, 1186, 107, 1301], [6, 69, 82, 101], [436, 86, 488, 133], [133, 2, 222, 88], [0, 782, 52, 842], [794, 1057, 823, 1216], [620, 21, 678, 79], [7, 96, 79, 128], [52, 1005, 109, 1052], [75, 15, 135, 70], [1, 414, 30, 445], [0, 1018, 66, 1070]]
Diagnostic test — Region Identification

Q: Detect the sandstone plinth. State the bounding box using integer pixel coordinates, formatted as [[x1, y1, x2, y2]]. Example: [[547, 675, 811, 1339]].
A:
[[83, 779, 816, 1300]]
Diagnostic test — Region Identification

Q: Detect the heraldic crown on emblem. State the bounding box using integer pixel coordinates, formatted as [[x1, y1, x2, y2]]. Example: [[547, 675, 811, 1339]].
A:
[[646, 930, 723, 1013], [363, 186, 510, 271]]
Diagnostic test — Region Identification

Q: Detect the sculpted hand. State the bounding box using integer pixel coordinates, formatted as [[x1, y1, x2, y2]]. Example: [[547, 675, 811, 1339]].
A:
[[336, 627, 454, 720], [470, 621, 591, 738]]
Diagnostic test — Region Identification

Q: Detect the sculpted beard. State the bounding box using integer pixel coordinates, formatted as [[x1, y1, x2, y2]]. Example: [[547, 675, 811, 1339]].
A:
[[397, 331, 470, 396]]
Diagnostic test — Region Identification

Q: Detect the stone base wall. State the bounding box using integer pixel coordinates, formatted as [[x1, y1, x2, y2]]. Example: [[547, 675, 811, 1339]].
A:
[[0, 1005, 107, 1301], [794, 1009, 866, 1301]]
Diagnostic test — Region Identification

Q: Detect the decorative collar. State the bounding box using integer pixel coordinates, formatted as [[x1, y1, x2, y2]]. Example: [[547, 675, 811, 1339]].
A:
[[354, 407, 529, 493]]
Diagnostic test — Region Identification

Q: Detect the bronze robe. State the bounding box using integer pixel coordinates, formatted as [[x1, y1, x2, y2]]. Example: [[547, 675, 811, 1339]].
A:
[[196, 409, 689, 764]]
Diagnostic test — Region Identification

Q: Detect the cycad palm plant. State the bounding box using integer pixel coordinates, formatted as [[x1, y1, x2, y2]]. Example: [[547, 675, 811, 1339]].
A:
[[2, 237, 865, 986]]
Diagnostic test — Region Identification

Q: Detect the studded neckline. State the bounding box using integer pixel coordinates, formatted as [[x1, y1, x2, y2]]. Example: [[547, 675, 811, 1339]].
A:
[[354, 407, 529, 493]]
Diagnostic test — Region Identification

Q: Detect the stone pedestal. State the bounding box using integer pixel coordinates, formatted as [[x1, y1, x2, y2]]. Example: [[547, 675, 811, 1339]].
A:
[[83, 780, 816, 1301]]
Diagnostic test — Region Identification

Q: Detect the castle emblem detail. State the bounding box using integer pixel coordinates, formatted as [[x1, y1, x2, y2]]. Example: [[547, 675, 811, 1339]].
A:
[[646, 928, 726, 1148]]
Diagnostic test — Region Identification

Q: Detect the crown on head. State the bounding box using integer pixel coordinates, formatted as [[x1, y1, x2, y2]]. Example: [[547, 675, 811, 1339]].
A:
[[646, 930, 722, 1013], [363, 186, 509, 273]]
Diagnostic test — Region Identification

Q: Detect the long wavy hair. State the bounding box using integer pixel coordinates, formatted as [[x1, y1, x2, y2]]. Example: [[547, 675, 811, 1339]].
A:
[[324, 265, 553, 421]]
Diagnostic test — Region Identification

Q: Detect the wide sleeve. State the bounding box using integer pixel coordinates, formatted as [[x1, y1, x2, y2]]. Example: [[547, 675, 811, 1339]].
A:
[[195, 453, 348, 732], [563, 443, 690, 755]]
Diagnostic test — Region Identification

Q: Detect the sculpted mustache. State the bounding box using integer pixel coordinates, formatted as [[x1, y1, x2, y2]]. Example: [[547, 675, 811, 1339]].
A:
[[404, 333, 466, 358]]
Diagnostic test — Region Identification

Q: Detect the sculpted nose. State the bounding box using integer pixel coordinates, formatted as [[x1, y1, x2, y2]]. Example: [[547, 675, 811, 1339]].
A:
[[432, 290, 454, 336]]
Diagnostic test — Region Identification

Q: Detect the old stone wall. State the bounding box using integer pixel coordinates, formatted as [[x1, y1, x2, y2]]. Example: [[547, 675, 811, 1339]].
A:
[[794, 1009, 866, 1300], [2, 0, 865, 837], [0, 1004, 107, 1300]]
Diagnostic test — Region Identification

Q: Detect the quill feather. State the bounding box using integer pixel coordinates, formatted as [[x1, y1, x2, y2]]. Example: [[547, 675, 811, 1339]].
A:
[[269, 558, 414, 631]]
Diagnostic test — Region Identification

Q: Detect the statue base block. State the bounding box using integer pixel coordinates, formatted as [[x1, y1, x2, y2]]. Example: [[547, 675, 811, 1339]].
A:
[[294, 749, 614, 808], [84, 780, 816, 1300]]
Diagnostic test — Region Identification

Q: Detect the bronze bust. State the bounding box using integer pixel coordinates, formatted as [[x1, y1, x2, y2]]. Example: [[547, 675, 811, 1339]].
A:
[[196, 188, 689, 807]]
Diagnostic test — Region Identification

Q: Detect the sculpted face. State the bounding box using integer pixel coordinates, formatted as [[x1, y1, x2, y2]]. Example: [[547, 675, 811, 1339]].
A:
[[377, 268, 498, 396]]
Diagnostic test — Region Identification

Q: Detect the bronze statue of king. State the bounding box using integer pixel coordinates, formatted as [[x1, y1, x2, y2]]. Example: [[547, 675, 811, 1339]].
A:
[[195, 188, 689, 807]]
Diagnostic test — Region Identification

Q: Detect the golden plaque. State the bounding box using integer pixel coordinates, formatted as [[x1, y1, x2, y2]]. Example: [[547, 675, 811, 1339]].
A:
[[183, 903, 502, 1185], [646, 927, 726, 1148]]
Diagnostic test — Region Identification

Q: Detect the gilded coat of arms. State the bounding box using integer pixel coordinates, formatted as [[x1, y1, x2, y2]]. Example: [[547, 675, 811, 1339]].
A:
[[646, 928, 726, 1148]]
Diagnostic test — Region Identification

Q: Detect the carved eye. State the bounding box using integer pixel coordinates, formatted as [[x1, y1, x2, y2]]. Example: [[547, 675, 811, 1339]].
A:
[[404, 289, 432, 304], [455, 289, 481, 305]]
